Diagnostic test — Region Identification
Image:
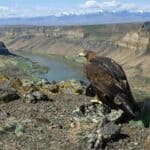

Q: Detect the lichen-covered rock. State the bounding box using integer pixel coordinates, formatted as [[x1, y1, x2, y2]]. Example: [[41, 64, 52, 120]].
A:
[[106, 109, 123, 122], [87, 120, 121, 150], [73, 103, 105, 123], [73, 103, 123, 123], [73, 102, 123, 149], [36, 79, 49, 86], [58, 80, 86, 95], [0, 74, 9, 81], [10, 78, 22, 89], [23, 91, 49, 103], [0, 117, 24, 137], [45, 83, 59, 93], [0, 89, 20, 103], [15, 124, 24, 137], [21, 79, 34, 87], [129, 120, 145, 128], [23, 93, 35, 103], [0, 75, 11, 90]]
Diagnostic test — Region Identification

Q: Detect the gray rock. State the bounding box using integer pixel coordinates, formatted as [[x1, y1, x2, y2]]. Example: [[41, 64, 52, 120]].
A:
[[36, 79, 49, 86], [73, 103, 105, 123], [48, 84, 59, 93], [23, 91, 49, 103], [21, 79, 34, 87], [32, 91, 43, 100], [23, 93, 36, 103], [73, 102, 122, 149], [58, 80, 86, 95], [0, 117, 24, 137], [129, 120, 145, 128], [87, 120, 121, 150], [100, 122, 121, 139], [0, 89, 20, 103], [73, 103, 122, 123], [107, 109, 123, 122], [15, 124, 24, 137]]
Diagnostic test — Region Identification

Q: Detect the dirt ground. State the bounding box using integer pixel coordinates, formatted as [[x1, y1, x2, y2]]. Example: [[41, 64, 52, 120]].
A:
[[0, 93, 149, 150]]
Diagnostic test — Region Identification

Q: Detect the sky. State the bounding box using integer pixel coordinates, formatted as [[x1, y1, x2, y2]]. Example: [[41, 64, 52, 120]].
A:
[[0, 0, 150, 18]]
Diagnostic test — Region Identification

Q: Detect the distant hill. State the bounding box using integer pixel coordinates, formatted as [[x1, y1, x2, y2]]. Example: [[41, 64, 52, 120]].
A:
[[0, 12, 150, 26]]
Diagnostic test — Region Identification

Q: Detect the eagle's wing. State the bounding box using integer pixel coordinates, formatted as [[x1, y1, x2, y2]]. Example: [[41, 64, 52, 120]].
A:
[[95, 57, 127, 81], [85, 58, 129, 97]]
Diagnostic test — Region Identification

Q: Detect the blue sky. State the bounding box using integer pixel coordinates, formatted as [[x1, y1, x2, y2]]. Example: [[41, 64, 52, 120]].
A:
[[0, 0, 150, 18]]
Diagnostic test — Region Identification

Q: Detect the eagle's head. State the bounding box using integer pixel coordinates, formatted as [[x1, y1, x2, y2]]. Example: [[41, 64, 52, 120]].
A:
[[78, 51, 97, 62]]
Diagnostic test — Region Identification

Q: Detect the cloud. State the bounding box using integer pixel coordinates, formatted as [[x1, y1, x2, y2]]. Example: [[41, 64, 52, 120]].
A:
[[0, 1, 150, 18], [82, 0, 99, 8], [80, 0, 149, 12], [0, 6, 16, 18], [0, 6, 52, 18], [81, 0, 120, 9], [0, 6, 9, 11]]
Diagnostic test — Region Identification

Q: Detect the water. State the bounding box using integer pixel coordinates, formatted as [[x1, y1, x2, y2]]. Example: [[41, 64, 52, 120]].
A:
[[24, 54, 86, 82]]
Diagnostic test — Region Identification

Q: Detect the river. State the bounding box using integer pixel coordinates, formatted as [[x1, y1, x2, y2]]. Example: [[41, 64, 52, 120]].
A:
[[23, 54, 86, 82]]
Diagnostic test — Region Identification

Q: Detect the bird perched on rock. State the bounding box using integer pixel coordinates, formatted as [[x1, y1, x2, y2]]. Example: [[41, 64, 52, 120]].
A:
[[80, 51, 140, 117]]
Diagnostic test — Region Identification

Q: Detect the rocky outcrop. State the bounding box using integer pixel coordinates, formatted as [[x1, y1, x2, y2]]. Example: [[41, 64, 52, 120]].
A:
[[0, 41, 13, 55], [73, 102, 123, 149], [0, 89, 20, 103], [23, 91, 49, 103], [88, 121, 121, 150], [0, 77, 86, 104]]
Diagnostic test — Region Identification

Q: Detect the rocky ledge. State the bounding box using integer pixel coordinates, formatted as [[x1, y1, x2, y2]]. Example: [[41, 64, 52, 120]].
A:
[[0, 41, 14, 56], [0, 76, 149, 150]]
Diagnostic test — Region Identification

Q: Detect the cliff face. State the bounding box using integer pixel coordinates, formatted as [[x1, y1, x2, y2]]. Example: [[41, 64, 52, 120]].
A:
[[0, 23, 141, 56], [117, 23, 150, 55]]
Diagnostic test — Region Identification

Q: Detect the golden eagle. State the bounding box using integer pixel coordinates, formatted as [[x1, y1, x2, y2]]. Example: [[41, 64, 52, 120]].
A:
[[81, 51, 140, 117]]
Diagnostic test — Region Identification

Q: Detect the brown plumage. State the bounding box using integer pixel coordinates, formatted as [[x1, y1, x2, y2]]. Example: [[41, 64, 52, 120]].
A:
[[84, 51, 140, 117]]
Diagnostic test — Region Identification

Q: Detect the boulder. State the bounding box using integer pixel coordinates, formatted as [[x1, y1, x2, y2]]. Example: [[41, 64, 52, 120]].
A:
[[0, 117, 24, 137], [58, 80, 86, 95], [0, 89, 20, 103], [73, 102, 123, 149], [0, 75, 10, 90], [21, 79, 34, 87], [23, 91, 49, 103], [87, 120, 121, 150], [48, 84, 59, 93], [73, 103, 123, 123], [36, 79, 49, 86]]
